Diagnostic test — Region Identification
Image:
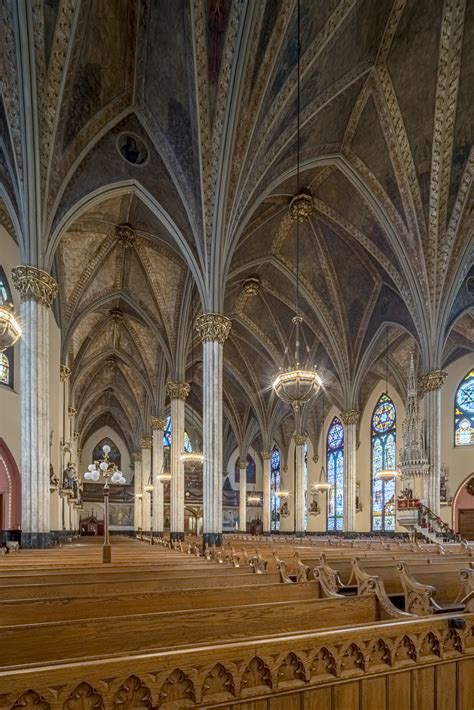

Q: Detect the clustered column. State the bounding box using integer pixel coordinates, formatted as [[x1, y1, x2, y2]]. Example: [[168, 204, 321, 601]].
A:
[[195, 313, 232, 547], [133, 452, 142, 532], [294, 434, 306, 535], [418, 370, 447, 515], [341, 409, 360, 532], [141, 437, 152, 534], [238, 458, 247, 533], [166, 382, 190, 541], [261, 451, 272, 534], [151, 416, 167, 537], [12, 265, 58, 548]]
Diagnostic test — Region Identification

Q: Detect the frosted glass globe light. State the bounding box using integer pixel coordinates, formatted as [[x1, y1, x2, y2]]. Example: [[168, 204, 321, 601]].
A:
[[88, 464, 95, 472], [119, 476, 126, 485], [102, 444, 111, 455], [91, 470, 100, 481], [84, 471, 92, 480], [99, 461, 108, 471]]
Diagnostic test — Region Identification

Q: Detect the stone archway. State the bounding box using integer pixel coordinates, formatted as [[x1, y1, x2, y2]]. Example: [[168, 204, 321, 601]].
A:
[[0, 439, 21, 530], [452, 473, 474, 539]]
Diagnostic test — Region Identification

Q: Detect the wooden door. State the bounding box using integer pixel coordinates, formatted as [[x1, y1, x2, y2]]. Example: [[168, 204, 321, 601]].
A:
[[458, 509, 474, 539]]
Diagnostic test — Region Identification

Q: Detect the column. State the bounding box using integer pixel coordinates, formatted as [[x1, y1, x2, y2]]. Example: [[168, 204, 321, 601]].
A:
[[196, 313, 232, 547], [141, 437, 152, 534], [151, 416, 167, 537], [166, 382, 190, 541], [238, 458, 247, 533], [294, 434, 306, 535], [261, 451, 272, 534], [12, 266, 58, 548], [418, 370, 447, 515], [341, 410, 360, 532], [133, 452, 142, 532]]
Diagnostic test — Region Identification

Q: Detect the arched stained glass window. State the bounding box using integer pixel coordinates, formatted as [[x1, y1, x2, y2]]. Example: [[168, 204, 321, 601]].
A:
[[163, 415, 193, 452], [327, 417, 344, 531], [371, 393, 396, 531], [0, 267, 12, 304], [0, 268, 14, 388], [455, 370, 474, 446], [271, 445, 281, 532], [0, 352, 10, 385]]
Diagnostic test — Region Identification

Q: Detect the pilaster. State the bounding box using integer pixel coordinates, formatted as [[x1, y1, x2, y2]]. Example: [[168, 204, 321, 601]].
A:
[[340, 410, 360, 532], [294, 434, 306, 535], [151, 416, 167, 536], [141, 437, 152, 534], [418, 371, 447, 514], [133, 452, 142, 532], [238, 459, 247, 533], [261, 451, 272, 534]]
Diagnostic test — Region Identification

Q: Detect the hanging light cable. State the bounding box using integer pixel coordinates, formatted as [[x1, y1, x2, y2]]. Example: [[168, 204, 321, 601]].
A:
[[273, 0, 320, 427]]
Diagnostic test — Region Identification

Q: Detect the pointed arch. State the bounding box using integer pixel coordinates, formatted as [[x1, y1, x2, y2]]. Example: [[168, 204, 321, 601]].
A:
[[371, 393, 396, 530], [326, 417, 344, 531], [0, 438, 21, 529]]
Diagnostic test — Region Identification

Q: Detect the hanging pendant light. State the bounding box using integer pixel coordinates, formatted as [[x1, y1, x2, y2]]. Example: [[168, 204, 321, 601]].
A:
[[376, 326, 399, 483], [273, 0, 320, 417]]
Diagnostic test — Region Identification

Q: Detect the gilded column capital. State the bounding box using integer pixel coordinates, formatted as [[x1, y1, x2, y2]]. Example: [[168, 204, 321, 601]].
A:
[[166, 381, 190, 400], [133, 452, 142, 463], [141, 437, 152, 450], [293, 434, 306, 446], [195, 313, 232, 344], [238, 459, 247, 469], [418, 370, 447, 392], [151, 416, 167, 431], [68, 406, 76, 417], [261, 451, 272, 460], [60, 365, 71, 382], [11, 265, 58, 307], [340, 409, 360, 426], [73, 431, 80, 441]]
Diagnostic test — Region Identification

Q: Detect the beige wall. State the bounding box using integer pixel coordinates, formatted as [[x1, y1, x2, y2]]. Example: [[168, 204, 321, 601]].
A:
[[81, 426, 132, 484]]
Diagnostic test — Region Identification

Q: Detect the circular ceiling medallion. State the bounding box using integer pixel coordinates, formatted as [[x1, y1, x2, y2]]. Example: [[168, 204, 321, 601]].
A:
[[117, 132, 149, 166], [466, 275, 474, 295]]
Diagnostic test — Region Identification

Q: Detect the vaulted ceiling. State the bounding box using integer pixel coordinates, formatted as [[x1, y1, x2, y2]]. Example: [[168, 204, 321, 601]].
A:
[[0, 0, 472, 458]]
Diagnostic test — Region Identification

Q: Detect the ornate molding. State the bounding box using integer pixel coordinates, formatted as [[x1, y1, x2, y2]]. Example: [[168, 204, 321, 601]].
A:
[[294, 434, 306, 446], [60, 365, 71, 382], [133, 452, 142, 463], [11, 266, 58, 307], [73, 431, 80, 441], [418, 370, 448, 392], [289, 190, 314, 223], [238, 460, 247, 470], [166, 382, 191, 400], [151, 416, 168, 432], [141, 437, 152, 450], [340, 410, 360, 426], [116, 223, 136, 248], [68, 406, 77, 417], [261, 451, 272, 460], [195, 313, 232, 344]]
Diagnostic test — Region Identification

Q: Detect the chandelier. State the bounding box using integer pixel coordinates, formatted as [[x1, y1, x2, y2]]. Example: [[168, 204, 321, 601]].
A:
[[0, 301, 21, 352], [83, 444, 126, 485], [376, 326, 399, 483], [272, 0, 320, 417]]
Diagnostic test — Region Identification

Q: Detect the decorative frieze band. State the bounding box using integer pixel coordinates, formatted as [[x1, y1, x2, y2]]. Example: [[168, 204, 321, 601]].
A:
[[141, 437, 153, 450], [195, 313, 232, 344], [418, 370, 447, 392], [151, 416, 167, 431], [11, 265, 58, 307], [340, 409, 360, 426], [166, 382, 190, 400]]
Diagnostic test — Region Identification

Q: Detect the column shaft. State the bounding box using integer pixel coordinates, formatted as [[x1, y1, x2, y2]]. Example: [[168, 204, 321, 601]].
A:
[[152, 424, 165, 536], [294, 436, 306, 535], [239, 461, 247, 533], [424, 388, 442, 514], [170, 396, 186, 540], [262, 453, 271, 534], [202, 340, 224, 545], [344, 423, 357, 531], [141, 441, 152, 534], [133, 457, 142, 531]]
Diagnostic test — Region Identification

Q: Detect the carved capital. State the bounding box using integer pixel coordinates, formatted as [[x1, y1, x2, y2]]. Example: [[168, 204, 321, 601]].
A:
[[166, 381, 190, 400], [238, 459, 247, 469], [195, 313, 232, 343], [59, 365, 71, 382], [141, 437, 152, 450], [115, 223, 136, 248], [68, 406, 76, 417], [133, 452, 142, 463], [151, 416, 167, 431], [418, 370, 447, 392], [73, 431, 80, 441], [340, 409, 360, 426], [12, 265, 58, 307], [242, 276, 261, 297], [261, 451, 272, 460], [294, 433, 306, 446]]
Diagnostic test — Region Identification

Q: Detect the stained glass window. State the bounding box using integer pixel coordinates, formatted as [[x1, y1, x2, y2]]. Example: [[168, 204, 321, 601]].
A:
[[163, 415, 193, 451], [0, 268, 14, 388], [271, 445, 281, 532], [455, 370, 474, 446], [235, 454, 256, 484], [371, 393, 396, 531], [0, 267, 12, 304], [327, 417, 344, 531]]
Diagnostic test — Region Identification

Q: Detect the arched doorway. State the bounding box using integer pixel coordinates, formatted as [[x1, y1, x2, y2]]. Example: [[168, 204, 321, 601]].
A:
[[452, 473, 474, 539], [0, 439, 21, 530]]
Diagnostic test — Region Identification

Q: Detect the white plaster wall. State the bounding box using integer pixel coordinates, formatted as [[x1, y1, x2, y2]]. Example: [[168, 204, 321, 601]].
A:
[[227, 445, 262, 524]]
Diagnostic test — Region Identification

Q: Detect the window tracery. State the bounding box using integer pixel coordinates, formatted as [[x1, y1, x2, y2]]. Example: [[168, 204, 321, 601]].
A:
[[371, 393, 396, 531], [454, 370, 474, 446], [327, 417, 344, 531], [271, 445, 281, 532]]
